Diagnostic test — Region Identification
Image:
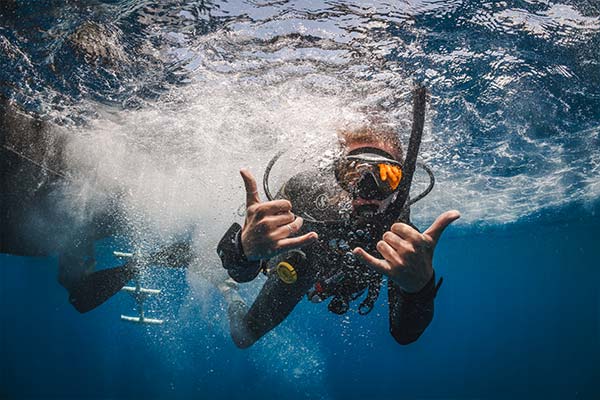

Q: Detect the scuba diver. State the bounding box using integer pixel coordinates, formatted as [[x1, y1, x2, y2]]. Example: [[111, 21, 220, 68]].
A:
[[217, 87, 460, 348], [1, 95, 194, 313]]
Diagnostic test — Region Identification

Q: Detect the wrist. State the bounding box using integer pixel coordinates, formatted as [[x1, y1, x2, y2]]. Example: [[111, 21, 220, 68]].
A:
[[398, 271, 441, 302], [217, 223, 262, 283], [236, 229, 249, 262], [393, 267, 433, 294]]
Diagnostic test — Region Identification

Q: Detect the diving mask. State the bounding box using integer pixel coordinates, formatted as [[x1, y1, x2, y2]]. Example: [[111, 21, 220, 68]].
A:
[[335, 147, 403, 201]]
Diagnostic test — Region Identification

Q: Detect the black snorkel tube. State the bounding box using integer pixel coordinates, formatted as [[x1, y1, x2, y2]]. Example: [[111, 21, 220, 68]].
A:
[[383, 85, 428, 224]]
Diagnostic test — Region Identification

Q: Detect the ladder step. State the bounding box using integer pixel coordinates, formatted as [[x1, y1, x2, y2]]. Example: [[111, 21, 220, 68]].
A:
[[113, 251, 134, 259], [121, 286, 161, 295], [120, 315, 164, 325]]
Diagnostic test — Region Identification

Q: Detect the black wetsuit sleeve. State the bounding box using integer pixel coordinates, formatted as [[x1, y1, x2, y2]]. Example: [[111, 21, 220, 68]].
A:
[[387, 272, 442, 345], [217, 222, 263, 283], [228, 257, 317, 348]]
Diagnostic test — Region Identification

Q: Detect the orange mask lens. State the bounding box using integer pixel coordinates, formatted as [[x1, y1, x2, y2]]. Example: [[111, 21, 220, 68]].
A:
[[378, 164, 402, 190]]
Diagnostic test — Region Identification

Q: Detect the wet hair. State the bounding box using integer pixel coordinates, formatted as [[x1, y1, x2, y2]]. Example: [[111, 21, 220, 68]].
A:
[[337, 123, 404, 162]]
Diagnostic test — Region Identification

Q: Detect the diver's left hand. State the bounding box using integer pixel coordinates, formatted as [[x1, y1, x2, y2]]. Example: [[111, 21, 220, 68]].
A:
[[353, 210, 460, 293]]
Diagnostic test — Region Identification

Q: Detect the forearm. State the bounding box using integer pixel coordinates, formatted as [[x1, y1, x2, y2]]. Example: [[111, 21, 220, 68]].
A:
[[388, 272, 442, 345], [227, 264, 316, 348]]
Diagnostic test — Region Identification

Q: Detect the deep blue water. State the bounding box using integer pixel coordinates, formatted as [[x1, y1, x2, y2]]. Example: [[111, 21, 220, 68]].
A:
[[2, 1, 600, 399], [2, 202, 599, 399]]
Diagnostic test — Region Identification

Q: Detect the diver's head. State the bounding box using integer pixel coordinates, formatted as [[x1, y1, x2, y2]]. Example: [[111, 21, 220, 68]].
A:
[[336, 124, 404, 219]]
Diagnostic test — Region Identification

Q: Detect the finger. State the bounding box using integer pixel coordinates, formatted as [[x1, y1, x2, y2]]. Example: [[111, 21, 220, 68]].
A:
[[376, 240, 404, 267], [382, 231, 413, 253], [261, 212, 295, 229], [277, 231, 319, 252], [353, 247, 390, 274], [240, 168, 260, 207], [270, 216, 303, 240], [390, 222, 422, 242], [257, 199, 293, 217], [424, 210, 461, 244]]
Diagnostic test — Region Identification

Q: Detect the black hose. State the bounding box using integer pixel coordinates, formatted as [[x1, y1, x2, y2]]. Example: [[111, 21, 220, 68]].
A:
[[407, 161, 435, 207], [263, 150, 284, 201]]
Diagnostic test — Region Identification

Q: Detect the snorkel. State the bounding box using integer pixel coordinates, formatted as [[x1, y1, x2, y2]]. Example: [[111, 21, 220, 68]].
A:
[[382, 85, 428, 225]]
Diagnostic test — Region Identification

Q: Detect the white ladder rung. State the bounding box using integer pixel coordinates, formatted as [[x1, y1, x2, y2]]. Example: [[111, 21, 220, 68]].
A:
[[120, 315, 164, 325], [121, 286, 161, 295]]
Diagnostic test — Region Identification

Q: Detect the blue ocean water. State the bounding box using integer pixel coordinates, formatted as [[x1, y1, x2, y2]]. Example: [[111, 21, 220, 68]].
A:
[[1, 1, 599, 399], [2, 203, 599, 399]]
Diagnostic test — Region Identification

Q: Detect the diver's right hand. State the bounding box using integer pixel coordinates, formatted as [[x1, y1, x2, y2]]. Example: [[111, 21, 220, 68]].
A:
[[239, 168, 318, 261]]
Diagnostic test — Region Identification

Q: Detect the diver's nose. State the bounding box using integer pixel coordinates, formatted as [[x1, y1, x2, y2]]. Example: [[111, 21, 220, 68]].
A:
[[354, 173, 383, 200]]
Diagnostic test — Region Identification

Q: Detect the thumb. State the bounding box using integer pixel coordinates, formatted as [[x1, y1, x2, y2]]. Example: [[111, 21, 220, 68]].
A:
[[240, 168, 260, 207], [424, 210, 461, 244]]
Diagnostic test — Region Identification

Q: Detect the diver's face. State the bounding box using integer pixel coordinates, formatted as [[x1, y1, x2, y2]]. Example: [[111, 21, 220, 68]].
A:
[[343, 141, 399, 217]]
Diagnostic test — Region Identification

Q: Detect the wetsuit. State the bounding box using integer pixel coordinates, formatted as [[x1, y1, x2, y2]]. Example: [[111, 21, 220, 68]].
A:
[[218, 168, 441, 348]]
